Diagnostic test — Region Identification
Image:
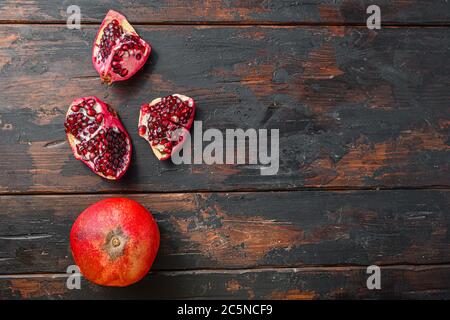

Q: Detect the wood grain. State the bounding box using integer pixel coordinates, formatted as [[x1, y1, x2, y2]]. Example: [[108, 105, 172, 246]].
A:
[[0, 25, 448, 193], [0, 190, 448, 274], [1, 265, 449, 299], [0, 1, 449, 24], [0, 1, 449, 300]]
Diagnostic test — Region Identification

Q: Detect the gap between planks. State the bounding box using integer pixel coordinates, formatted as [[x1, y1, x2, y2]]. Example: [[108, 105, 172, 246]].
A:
[[0, 186, 449, 197], [1, 21, 450, 28], [1, 263, 450, 279]]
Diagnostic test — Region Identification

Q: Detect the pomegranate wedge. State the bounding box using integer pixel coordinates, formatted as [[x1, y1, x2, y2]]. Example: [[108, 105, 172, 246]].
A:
[[92, 10, 151, 84], [64, 96, 132, 180], [138, 94, 195, 160]]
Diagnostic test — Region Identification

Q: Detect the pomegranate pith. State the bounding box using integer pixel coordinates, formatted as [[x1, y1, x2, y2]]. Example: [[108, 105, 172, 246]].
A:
[[92, 10, 151, 84], [70, 198, 160, 287], [138, 94, 196, 160], [64, 96, 132, 180]]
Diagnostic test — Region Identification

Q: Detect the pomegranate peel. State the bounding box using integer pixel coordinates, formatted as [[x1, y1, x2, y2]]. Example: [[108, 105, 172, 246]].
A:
[[70, 198, 160, 287], [138, 94, 196, 160]]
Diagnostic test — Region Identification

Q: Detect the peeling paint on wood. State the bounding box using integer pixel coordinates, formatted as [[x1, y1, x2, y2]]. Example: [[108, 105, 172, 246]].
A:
[[0, 191, 449, 274], [0, 26, 448, 193], [1, 265, 449, 299], [0, 1, 449, 24]]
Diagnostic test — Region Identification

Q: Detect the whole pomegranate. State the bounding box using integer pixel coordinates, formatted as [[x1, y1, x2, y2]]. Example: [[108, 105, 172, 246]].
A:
[[92, 10, 151, 84], [138, 94, 196, 160], [64, 96, 132, 180], [70, 198, 160, 287]]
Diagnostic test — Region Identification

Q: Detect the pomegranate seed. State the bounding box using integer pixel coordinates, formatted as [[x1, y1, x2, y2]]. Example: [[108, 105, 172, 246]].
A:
[[71, 105, 80, 112], [95, 114, 103, 123], [138, 125, 147, 135], [87, 109, 96, 116]]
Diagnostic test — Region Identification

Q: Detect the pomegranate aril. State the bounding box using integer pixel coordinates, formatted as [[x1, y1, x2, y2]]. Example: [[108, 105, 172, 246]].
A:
[[95, 114, 103, 123], [116, 50, 125, 58], [138, 125, 147, 136]]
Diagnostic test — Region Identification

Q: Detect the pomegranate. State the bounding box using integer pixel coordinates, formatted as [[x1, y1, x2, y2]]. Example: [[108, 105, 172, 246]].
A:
[[92, 10, 151, 84], [64, 96, 131, 180], [138, 94, 196, 160], [70, 198, 160, 287]]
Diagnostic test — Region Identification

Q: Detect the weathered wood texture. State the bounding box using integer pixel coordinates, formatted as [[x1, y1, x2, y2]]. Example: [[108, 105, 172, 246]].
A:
[[1, 265, 449, 299], [1, 1, 449, 301], [0, 190, 448, 274], [0, 26, 448, 193], [0, 1, 450, 24]]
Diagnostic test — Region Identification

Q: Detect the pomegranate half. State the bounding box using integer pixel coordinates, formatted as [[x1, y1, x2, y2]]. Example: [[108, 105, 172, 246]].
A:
[[70, 198, 160, 287], [138, 94, 196, 160], [92, 10, 151, 84], [64, 96, 132, 180]]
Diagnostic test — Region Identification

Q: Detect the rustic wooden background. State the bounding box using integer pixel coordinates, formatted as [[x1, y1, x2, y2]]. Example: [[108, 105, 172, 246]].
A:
[[0, 0, 449, 299]]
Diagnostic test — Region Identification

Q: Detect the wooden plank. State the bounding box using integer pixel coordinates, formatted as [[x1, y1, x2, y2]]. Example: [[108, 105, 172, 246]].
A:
[[0, 1, 450, 24], [0, 25, 449, 193], [0, 190, 449, 274], [1, 265, 449, 299]]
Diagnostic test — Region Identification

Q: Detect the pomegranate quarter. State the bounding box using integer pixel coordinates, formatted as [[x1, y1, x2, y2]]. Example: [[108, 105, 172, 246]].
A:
[[138, 94, 196, 160], [92, 10, 151, 84], [64, 96, 132, 180], [70, 198, 160, 287]]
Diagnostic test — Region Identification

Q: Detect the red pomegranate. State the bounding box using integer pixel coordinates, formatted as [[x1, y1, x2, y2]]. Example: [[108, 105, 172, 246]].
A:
[[64, 96, 132, 180], [92, 10, 151, 84], [138, 94, 196, 160], [70, 198, 160, 287]]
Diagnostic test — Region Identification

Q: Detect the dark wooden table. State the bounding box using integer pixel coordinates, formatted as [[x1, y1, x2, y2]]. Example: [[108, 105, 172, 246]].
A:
[[0, 1, 449, 299]]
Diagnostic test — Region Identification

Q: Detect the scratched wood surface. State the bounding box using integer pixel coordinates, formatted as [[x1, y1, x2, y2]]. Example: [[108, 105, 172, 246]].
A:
[[1, 265, 450, 299], [1, 191, 449, 274], [0, 1, 449, 299], [0, 25, 449, 193], [0, 1, 450, 24]]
